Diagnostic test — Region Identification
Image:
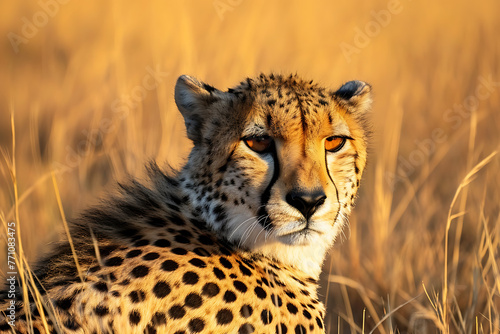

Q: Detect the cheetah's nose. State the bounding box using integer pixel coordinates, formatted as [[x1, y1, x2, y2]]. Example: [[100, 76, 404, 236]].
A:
[[286, 190, 327, 220]]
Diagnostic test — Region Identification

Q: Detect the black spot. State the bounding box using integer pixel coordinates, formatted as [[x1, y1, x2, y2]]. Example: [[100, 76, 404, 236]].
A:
[[233, 280, 247, 293], [219, 246, 232, 256], [193, 246, 210, 257], [93, 281, 108, 292], [229, 273, 237, 279], [240, 304, 253, 318], [202, 83, 216, 93], [100, 272, 117, 282], [219, 257, 233, 269], [316, 317, 324, 329], [188, 318, 205, 333], [202, 282, 220, 297], [287, 303, 298, 314], [145, 324, 157, 334], [111, 291, 120, 297], [98, 244, 119, 257], [300, 289, 310, 296], [295, 324, 306, 334], [239, 323, 255, 334], [161, 260, 179, 272], [63, 319, 80, 330], [285, 290, 296, 299], [126, 249, 142, 258], [171, 247, 188, 255], [267, 99, 277, 106], [261, 309, 273, 325], [242, 258, 255, 269], [216, 308, 233, 325], [167, 203, 180, 212], [275, 279, 285, 287], [174, 235, 190, 244], [168, 213, 186, 226], [55, 297, 73, 310], [221, 193, 228, 201], [118, 227, 139, 238], [213, 267, 226, 279], [143, 252, 160, 261], [182, 271, 199, 285], [239, 263, 252, 276], [129, 310, 141, 325], [303, 309, 312, 319], [146, 216, 167, 227], [129, 290, 146, 303], [179, 229, 193, 237], [88, 265, 100, 273], [198, 234, 214, 245], [223, 290, 237, 303], [134, 239, 149, 247], [151, 312, 167, 326], [276, 323, 288, 334], [154, 239, 171, 248], [131, 265, 149, 278], [119, 279, 130, 286], [318, 99, 328, 106], [254, 286, 267, 299], [292, 276, 306, 286], [168, 305, 186, 319], [271, 294, 283, 307], [189, 258, 207, 268], [212, 205, 227, 222], [261, 277, 270, 286], [153, 281, 171, 298], [184, 293, 202, 309], [94, 305, 109, 316]]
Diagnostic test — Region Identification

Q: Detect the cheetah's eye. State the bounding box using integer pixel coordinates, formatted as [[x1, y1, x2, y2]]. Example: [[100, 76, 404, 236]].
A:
[[244, 135, 273, 153], [325, 136, 346, 153]]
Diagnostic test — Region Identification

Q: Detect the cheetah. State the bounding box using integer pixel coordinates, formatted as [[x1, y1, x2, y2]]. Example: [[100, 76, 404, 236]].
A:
[[0, 73, 371, 333]]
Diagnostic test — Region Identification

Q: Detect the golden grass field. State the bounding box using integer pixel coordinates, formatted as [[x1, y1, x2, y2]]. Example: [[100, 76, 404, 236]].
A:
[[1, 0, 499, 332]]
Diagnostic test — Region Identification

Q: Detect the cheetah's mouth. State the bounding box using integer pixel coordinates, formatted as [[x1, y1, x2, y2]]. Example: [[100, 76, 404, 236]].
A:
[[275, 221, 323, 245]]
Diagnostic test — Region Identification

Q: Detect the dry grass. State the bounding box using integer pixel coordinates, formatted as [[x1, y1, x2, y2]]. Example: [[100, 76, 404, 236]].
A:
[[1, 0, 499, 332]]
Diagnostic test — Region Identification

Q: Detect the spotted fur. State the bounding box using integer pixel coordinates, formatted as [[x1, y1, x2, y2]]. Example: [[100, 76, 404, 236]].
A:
[[0, 73, 371, 333]]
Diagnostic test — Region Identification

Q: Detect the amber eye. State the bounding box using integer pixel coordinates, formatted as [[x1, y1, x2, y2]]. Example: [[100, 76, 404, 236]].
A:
[[325, 136, 346, 152], [244, 135, 273, 153]]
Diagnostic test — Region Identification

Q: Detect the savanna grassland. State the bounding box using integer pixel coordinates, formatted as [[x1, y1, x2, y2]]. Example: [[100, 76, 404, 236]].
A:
[[0, 0, 499, 333]]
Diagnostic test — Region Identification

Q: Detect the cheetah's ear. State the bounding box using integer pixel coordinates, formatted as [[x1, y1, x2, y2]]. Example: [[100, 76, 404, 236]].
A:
[[333, 80, 372, 114], [175, 75, 222, 144]]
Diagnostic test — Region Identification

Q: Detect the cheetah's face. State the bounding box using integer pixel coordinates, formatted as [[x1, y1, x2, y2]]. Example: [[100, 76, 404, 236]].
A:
[[175, 74, 371, 276]]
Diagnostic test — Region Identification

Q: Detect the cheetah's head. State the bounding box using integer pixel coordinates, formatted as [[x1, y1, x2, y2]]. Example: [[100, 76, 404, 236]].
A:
[[175, 74, 371, 277]]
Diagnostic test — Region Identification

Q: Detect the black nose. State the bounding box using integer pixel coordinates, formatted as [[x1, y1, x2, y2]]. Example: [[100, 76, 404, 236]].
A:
[[286, 190, 327, 220]]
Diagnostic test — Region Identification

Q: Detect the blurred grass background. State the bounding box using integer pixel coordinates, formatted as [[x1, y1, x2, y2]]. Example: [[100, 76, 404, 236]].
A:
[[0, 0, 499, 332]]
